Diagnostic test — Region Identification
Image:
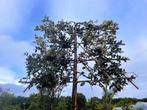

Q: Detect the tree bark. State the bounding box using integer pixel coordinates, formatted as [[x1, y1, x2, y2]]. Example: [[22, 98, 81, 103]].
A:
[[72, 26, 78, 110]]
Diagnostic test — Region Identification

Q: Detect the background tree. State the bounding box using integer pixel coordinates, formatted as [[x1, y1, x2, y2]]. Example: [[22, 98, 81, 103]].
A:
[[0, 87, 28, 110], [27, 94, 41, 110], [0, 89, 146, 110], [0, 88, 15, 110], [87, 97, 101, 110], [20, 17, 137, 110], [55, 96, 71, 110], [77, 93, 87, 110], [55, 93, 86, 110], [101, 86, 114, 110]]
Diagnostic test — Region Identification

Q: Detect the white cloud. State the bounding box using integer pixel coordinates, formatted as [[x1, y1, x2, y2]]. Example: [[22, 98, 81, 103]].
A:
[[0, 35, 33, 68], [0, 35, 33, 84], [0, 0, 37, 88], [0, 67, 18, 84]]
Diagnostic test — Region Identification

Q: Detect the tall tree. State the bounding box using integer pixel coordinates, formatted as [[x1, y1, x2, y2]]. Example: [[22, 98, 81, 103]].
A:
[[20, 17, 137, 110]]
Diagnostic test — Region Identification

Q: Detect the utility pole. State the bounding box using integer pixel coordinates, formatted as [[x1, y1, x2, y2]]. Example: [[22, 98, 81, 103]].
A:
[[72, 25, 78, 110]]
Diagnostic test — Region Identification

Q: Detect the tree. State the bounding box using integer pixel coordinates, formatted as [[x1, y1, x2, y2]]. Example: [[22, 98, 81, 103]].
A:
[[27, 94, 41, 110], [116, 98, 134, 109], [20, 17, 137, 110], [55, 93, 86, 110], [0, 88, 20, 110], [55, 96, 71, 110], [87, 97, 101, 110], [77, 93, 87, 110], [101, 86, 114, 110]]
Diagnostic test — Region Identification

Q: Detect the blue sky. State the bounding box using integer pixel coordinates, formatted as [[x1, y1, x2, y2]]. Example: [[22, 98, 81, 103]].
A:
[[0, 0, 147, 98]]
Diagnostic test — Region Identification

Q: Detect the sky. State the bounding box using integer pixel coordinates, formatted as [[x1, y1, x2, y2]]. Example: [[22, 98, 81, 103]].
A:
[[0, 0, 147, 98]]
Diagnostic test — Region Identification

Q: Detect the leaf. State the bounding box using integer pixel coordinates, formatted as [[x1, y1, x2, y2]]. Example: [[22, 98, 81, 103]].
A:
[[80, 71, 84, 75], [82, 67, 86, 69], [80, 82, 85, 86]]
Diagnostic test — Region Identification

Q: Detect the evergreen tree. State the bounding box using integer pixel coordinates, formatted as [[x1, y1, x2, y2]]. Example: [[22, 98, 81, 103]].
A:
[[20, 17, 136, 110]]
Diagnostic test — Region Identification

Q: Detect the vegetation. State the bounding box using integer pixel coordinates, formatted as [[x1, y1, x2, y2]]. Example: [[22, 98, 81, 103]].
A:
[[19, 17, 136, 110], [0, 88, 147, 110]]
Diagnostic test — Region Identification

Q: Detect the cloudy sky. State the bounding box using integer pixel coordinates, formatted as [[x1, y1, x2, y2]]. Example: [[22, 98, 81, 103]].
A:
[[0, 0, 147, 98]]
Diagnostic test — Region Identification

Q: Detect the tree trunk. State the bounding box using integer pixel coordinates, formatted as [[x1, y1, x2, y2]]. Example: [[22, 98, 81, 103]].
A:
[[72, 26, 78, 110]]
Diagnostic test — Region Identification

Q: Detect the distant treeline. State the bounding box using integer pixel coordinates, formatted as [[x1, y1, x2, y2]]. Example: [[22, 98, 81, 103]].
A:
[[0, 89, 147, 110]]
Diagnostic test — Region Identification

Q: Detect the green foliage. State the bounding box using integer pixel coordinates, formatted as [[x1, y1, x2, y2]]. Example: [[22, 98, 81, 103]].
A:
[[20, 17, 132, 109], [3, 105, 21, 110], [55, 93, 86, 110], [20, 17, 129, 94], [116, 98, 134, 107], [55, 96, 71, 110], [27, 94, 40, 110], [0, 87, 28, 110], [113, 98, 137, 105], [140, 98, 147, 102], [0, 89, 147, 110], [77, 93, 87, 110], [101, 86, 114, 110], [0, 88, 15, 110], [27, 93, 58, 110], [87, 97, 101, 110]]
